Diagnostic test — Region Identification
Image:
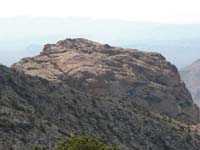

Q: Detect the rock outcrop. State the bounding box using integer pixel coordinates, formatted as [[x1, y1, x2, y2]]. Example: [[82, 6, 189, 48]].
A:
[[1, 64, 200, 150], [12, 38, 200, 124], [180, 59, 200, 106]]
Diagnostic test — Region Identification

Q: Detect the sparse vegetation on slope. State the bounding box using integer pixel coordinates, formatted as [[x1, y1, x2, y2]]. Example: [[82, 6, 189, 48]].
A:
[[1, 64, 200, 150]]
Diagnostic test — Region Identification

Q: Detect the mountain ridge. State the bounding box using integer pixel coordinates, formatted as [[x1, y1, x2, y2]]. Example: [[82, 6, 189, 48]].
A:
[[12, 38, 200, 124]]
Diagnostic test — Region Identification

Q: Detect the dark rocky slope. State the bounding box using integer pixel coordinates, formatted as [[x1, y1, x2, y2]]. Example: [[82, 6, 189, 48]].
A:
[[13, 38, 200, 124], [1, 65, 200, 150], [180, 59, 200, 106]]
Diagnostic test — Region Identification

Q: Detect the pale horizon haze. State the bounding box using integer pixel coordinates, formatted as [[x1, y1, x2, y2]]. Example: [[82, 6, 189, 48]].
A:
[[0, 0, 200, 23], [0, 0, 200, 68]]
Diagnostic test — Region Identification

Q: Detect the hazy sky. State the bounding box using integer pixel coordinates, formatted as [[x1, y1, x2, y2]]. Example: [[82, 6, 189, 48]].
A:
[[0, 0, 200, 23], [0, 0, 200, 68]]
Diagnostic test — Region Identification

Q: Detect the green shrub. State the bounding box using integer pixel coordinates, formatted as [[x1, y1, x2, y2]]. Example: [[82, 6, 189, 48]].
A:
[[33, 136, 118, 150], [56, 136, 118, 150], [32, 145, 48, 150]]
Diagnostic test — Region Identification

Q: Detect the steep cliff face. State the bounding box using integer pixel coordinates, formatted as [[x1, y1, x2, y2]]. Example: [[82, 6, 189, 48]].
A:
[[180, 59, 200, 106], [13, 38, 200, 124], [1, 65, 200, 150]]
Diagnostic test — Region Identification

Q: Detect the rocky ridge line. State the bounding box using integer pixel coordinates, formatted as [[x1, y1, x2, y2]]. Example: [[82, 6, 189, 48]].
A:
[[12, 38, 200, 124]]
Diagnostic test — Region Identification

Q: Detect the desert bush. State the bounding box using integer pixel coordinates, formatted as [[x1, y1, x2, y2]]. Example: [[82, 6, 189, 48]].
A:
[[33, 136, 118, 150], [56, 136, 118, 150], [32, 145, 48, 150]]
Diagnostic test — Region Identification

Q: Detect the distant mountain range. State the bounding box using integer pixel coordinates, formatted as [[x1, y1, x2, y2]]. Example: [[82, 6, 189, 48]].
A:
[[180, 59, 200, 106], [0, 44, 42, 66], [0, 17, 200, 67]]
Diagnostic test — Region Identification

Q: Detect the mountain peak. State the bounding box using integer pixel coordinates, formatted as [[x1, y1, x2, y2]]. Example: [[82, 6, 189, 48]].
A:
[[56, 38, 101, 46], [42, 38, 113, 55], [12, 38, 200, 124]]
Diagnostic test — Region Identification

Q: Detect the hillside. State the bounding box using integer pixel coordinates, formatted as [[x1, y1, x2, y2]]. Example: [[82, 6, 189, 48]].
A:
[[0, 65, 200, 150], [13, 38, 200, 124]]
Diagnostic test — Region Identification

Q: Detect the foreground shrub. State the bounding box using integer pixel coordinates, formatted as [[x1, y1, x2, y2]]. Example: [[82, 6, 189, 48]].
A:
[[32, 145, 48, 150], [33, 136, 118, 150]]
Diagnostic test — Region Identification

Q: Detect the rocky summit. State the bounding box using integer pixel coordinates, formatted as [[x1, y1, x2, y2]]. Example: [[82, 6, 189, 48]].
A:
[[180, 59, 200, 106], [13, 38, 200, 124]]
